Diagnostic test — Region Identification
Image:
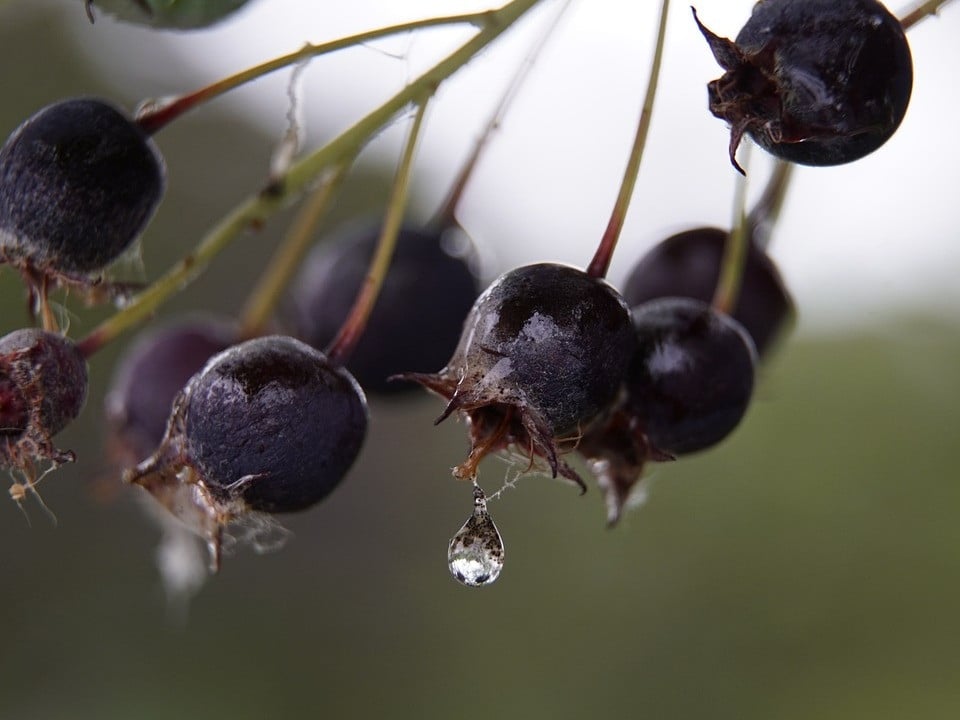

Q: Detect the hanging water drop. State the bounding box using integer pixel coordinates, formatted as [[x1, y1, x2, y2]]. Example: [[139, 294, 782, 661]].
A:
[[447, 484, 504, 587]]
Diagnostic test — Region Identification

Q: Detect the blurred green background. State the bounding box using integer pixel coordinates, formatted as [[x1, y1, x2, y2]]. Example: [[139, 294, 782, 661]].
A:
[[2, 4, 960, 719]]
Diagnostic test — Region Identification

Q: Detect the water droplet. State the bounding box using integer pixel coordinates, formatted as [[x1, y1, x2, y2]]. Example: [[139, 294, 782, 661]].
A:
[[448, 484, 504, 587]]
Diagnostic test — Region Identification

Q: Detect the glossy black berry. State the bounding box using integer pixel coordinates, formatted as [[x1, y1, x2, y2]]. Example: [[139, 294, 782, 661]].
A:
[[625, 297, 756, 456], [181, 337, 367, 513], [288, 224, 480, 394], [105, 318, 234, 465], [0, 98, 165, 278], [399, 262, 635, 487], [578, 297, 757, 523], [694, 0, 912, 169], [0, 328, 88, 472], [622, 227, 793, 356], [127, 335, 367, 549]]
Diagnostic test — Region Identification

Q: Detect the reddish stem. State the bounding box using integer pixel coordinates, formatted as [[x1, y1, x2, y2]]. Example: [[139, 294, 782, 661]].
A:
[[133, 10, 502, 135], [587, 0, 670, 278], [326, 99, 430, 366], [429, 0, 573, 231]]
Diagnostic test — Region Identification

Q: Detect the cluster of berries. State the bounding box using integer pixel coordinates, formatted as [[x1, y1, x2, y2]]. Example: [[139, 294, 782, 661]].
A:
[[1, 98, 163, 485], [0, 0, 919, 579]]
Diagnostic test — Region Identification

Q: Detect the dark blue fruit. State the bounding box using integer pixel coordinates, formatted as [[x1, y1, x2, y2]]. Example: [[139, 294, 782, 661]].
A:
[[105, 317, 234, 465], [126, 335, 368, 568], [183, 336, 367, 513], [399, 262, 635, 488], [627, 297, 756, 455], [0, 98, 165, 279], [694, 0, 912, 169], [579, 297, 756, 523], [0, 328, 88, 472], [288, 224, 480, 394], [622, 227, 793, 356]]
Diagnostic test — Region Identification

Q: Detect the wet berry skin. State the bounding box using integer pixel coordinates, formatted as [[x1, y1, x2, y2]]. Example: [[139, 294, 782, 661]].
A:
[[400, 262, 635, 485], [0, 328, 88, 469], [105, 318, 234, 464], [577, 297, 757, 522], [695, 0, 912, 169], [0, 98, 165, 276], [180, 336, 367, 514], [622, 227, 793, 356], [288, 224, 480, 394], [126, 335, 367, 569], [625, 297, 756, 456]]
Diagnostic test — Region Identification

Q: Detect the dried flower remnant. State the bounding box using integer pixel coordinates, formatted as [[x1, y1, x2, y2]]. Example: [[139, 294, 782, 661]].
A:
[[0, 329, 88, 506]]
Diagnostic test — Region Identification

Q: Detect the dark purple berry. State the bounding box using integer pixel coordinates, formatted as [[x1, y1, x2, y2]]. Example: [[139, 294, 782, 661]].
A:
[[622, 227, 793, 356], [625, 297, 756, 456], [0, 98, 165, 281], [104, 317, 234, 466], [184, 337, 367, 512], [0, 328, 88, 473], [126, 336, 367, 567], [287, 224, 480, 394], [579, 297, 756, 523], [0, 373, 29, 438], [694, 0, 912, 170], [399, 262, 635, 488]]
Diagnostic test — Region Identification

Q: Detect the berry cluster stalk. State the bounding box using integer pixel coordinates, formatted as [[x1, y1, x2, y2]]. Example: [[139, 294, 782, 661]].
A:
[[135, 9, 515, 135], [899, 0, 956, 29], [430, 0, 574, 231], [746, 160, 792, 250], [712, 144, 751, 314], [239, 1, 572, 344], [237, 163, 350, 339], [327, 97, 431, 366], [76, 0, 544, 359], [586, 0, 670, 279]]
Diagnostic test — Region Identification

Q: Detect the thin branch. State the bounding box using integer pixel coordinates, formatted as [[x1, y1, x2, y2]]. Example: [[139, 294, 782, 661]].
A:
[[327, 98, 431, 366], [586, 0, 670, 278], [77, 0, 543, 358]]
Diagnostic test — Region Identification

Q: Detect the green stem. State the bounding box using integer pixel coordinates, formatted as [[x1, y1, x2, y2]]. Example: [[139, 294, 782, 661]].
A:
[[586, 0, 670, 279], [712, 143, 750, 314], [900, 0, 956, 29], [327, 98, 431, 366], [136, 9, 503, 135], [237, 163, 350, 340], [77, 0, 543, 359], [746, 160, 793, 250]]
